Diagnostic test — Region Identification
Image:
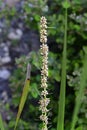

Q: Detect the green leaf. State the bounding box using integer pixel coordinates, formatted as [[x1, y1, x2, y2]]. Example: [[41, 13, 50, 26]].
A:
[[76, 126, 83, 130], [71, 54, 87, 130], [31, 83, 40, 98], [24, 4, 31, 13], [83, 46, 87, 54], [14, 79, 30, 130], [62, 1, 71, 9], [0, 114, 5, 130], [49, 69, 60, 81], [57, 7, 68, 130], [73, 0, 81, 4], [14, 64, 31, 130], [35, 15, 40, 22]]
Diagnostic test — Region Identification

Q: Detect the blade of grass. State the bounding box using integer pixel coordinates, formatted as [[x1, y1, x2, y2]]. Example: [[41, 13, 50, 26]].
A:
[[0, 114, 5, 130], [71, 52, 87, 130], [14, 64, 31, 130], [57, 3, 68, 130]]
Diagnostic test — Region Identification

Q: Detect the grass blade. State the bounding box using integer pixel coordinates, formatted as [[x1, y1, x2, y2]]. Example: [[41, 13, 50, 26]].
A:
[[0, 114, 5, 130], [71, 52, 87, 130], [57, 5, 68, 130], [14, 64, 31, 130]]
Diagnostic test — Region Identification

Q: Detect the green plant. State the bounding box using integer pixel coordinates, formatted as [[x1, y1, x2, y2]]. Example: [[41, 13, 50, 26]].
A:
[[0, 114, 5, 130], [0, 0, 87, 130], [14, 64, 31, 130], [57, 1, 68, 130], [71, 47, 87, 130]]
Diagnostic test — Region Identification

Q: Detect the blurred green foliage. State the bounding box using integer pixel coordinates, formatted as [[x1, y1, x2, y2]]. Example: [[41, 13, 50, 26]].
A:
[[0, 0, 87, 130]]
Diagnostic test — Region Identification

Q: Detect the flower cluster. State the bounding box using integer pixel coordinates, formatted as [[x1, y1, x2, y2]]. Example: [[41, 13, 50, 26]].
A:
[[39, 16, 50, 130], [40, 16, 47, 44]]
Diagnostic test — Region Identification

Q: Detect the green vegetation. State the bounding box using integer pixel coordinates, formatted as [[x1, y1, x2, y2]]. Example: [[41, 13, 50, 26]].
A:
[[0, 0, 87, 130], [0, 114, 5, 130], [57, 1, 68, 130]]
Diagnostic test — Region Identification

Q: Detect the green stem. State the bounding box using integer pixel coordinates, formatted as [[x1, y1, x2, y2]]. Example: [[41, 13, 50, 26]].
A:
[[71, 54, 87, 130], [57, 6, 68, 130]]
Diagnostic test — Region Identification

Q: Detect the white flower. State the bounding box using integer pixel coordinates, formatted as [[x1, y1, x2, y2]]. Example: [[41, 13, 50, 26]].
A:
[[39, 16, 50, 130]]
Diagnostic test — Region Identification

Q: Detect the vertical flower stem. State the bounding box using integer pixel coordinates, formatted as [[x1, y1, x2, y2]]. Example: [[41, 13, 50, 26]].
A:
[[39, 16, 50, 130], [57, 4, 68, 130]]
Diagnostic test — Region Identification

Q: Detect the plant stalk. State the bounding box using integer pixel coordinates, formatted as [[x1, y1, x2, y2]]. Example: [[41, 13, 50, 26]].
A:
[[71, 54, 87, 130], [57, 5, 68, 130]]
